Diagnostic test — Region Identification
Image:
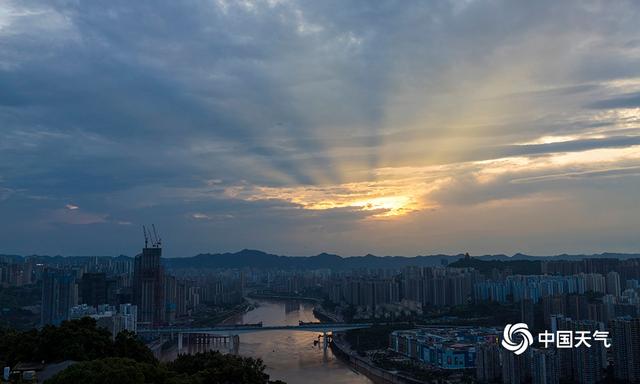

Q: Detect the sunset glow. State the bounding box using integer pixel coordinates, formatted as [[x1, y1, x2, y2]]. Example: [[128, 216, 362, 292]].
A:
[[1, 0, 640, 256]]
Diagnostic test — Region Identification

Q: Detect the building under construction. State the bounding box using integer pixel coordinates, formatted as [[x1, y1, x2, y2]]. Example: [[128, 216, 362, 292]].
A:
[[133, 225, 165, 326]]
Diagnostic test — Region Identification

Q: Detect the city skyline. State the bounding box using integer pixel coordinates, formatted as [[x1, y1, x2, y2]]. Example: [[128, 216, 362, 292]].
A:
[[2, 0, 640, 257]]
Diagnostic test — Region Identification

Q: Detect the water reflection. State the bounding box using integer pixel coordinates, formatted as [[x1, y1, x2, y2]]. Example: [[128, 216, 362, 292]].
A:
[[163, 299, 373, 384]]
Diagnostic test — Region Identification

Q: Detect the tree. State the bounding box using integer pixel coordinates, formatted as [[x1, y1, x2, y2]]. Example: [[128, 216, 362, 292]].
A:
[[0, 327, 40, 366], [44, 358, 167, 384], [37, 317, 114, 362], [114, 331, 157, 364], [6, 321, 286, 384], [168, 351, 271, 384], [47, 352, 284, 384], [0, 318, 153, 366]]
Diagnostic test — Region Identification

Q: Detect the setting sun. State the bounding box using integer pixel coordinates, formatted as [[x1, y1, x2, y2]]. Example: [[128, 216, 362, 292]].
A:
[[351, 196, 413, 217]]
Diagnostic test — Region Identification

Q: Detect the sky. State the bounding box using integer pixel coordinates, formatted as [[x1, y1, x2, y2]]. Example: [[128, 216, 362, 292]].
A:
[[1, 0, 640, 257]]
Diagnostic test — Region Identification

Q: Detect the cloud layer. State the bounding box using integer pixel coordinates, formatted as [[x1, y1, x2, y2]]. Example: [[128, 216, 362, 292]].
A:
[[1, 0, 640, 256]]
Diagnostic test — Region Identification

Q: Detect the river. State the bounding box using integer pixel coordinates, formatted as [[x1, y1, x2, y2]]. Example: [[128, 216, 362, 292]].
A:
[[162, 298, 374, 384]]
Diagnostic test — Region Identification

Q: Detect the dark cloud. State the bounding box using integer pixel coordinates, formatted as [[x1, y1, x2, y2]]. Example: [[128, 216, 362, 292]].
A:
[[1, 0, 640, 255], [499, 136, 640, 158], [587, 91, 640, 109], [512, 166, 640, 184]]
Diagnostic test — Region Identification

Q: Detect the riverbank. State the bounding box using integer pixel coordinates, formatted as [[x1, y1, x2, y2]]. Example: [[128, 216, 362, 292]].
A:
[[312, 306, 340, 322], [247, 292, 321, 302], [219, 300, 256, 324], [330, 334, 424, 384], [184, 300, 254, 327]]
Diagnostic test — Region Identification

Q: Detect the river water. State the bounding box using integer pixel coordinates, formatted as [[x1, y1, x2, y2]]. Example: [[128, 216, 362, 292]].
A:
[[163, 299, 373, 384]]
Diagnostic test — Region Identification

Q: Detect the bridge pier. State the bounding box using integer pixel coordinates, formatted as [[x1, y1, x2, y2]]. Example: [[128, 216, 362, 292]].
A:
[[229, 334, 240, 355], [174, 333, 240, 354], [323, 336, 328, 362], [323, 331, 328, 351]]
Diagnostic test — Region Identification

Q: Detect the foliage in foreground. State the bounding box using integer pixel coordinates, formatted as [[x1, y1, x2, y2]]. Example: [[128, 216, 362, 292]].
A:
[[45, 352, 285, 384], [0, 319, 284, 384], [44, 358, 169, 384], [0, 318, 155, 366], [168, 351, 271, 384]]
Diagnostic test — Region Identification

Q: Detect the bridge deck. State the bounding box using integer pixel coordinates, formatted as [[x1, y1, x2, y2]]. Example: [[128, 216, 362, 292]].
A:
[[138, 323, 373, 334]]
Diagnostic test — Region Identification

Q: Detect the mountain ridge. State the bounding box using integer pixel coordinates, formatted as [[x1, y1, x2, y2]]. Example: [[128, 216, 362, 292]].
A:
[[163, 250, 640, 270], [3, 250, 640, 270]]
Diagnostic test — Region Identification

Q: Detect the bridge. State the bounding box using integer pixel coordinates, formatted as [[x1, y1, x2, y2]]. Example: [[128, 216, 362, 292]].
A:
[[138, 322, 373, 335], [139, 323, 373, 354]]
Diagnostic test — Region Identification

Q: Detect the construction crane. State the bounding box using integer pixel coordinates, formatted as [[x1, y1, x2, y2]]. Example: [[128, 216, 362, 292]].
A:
[[142, 224, 162, 248], [152, 224, 162, 248], [142, 225, 149, 248]]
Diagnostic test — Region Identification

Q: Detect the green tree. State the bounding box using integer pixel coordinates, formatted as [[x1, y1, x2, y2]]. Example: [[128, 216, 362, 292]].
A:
[[47, 352, 284, 384], [44, 358, 168, 384], [5, 321, 286, 384], [114, 331, 157, 364], [0, 318, 153, 366], [0, 327, 39, 365], [37, 317, 114, 362], [168, 351, 270, 384]]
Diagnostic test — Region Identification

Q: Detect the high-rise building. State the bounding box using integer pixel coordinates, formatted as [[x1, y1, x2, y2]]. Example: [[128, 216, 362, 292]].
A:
[[566, 295, 589, 321], [164, 274, 177, 323], [500, 348, 531, 384], [610, 317, 640, 382], [80, 272, 107, 306], [119, 303, 138, 334], [571, 320, 607, 384], [133, 244, 165, 326], [531, 349, 559, 384], [41, 269, 76, 326], [549, 315, 575, 382], [550, 315, 607, 383], [476, 342, 501, 383], [176, 279, 187, 317], [542, 295, 566, 329], [606, 271, 621, 297], [423, 268, 475, 307], [521, 299, 536, 329]]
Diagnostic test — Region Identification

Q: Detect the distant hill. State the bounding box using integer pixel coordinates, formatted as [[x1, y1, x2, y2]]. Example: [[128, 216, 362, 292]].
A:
[[162, 249, 462, 270], [161, 250, 640, 271], [448, 256, 543, 275], [2, 251, 639, 271]]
